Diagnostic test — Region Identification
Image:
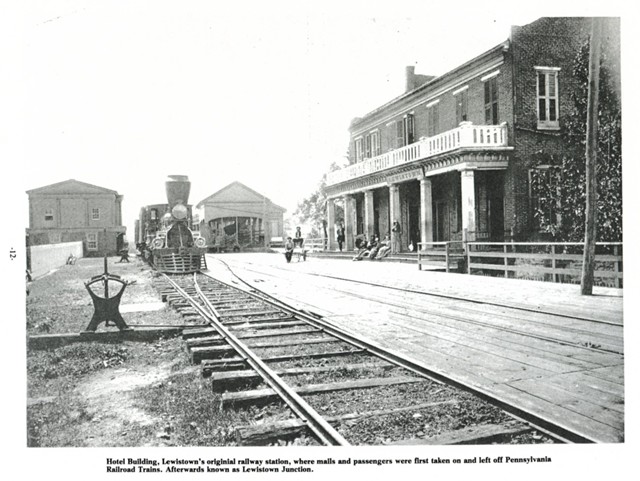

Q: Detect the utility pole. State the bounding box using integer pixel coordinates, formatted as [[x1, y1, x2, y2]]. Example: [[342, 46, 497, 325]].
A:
[[581, 18, 603, 295]]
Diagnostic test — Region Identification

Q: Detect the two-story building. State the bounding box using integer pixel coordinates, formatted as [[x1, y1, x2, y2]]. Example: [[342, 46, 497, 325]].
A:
[[324, 17, 620, 252], [26, 179, 127, 256]]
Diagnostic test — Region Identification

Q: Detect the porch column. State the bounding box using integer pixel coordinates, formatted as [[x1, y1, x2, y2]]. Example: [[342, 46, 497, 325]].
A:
[[420, 177, 433, 249], [343, 195, 356, 251], [326, 198, 336, 251], [388, 184, 401, 253], [460, 169, 477, 241], [364, 190, 375, 239]]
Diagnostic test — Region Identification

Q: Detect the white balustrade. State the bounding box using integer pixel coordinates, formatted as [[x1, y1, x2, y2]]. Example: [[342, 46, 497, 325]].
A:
[[326, 122, 508, 186]]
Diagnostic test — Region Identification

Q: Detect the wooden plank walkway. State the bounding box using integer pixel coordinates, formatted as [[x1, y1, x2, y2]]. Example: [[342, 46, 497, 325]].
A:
[[205, 253, 624, 443]]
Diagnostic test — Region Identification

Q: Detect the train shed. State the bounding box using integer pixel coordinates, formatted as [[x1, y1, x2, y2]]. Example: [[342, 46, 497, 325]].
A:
[[195, 181, 286, 250]]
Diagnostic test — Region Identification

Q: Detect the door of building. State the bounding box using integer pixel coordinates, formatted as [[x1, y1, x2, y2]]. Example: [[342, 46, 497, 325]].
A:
[[435, 201, 449, 242], [488, 196, 505, 241]]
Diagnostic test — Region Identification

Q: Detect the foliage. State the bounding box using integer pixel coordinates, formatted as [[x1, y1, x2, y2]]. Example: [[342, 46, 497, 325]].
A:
[[293, 162, 344, 237], [531, 36, 622, 242]]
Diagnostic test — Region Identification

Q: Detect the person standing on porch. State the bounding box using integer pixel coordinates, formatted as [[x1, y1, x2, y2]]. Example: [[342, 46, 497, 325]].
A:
[[336, 222, 345, 252], [391, 220, 402, 254]]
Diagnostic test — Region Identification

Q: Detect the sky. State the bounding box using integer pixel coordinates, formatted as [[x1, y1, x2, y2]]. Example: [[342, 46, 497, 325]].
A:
[[2, 0, 631, 239]]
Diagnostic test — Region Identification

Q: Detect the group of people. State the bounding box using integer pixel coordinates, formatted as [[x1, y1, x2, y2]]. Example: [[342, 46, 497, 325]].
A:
[[352, 234, 391, 261], [337, 220, 402, 261], [284, 226, 305, 263], [283, 221, 403, 263]]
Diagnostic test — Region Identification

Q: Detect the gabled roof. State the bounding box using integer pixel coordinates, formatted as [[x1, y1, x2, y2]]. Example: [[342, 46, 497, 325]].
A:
[[196, 181, 286, 212], [26, 179, 120, 196]]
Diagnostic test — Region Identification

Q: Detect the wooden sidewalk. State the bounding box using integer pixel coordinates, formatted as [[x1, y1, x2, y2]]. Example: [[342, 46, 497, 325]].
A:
[[205, 253, 624, 443]]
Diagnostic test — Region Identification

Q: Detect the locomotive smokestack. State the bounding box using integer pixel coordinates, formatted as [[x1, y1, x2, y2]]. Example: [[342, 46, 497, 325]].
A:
[[166, 175, 191, 209]]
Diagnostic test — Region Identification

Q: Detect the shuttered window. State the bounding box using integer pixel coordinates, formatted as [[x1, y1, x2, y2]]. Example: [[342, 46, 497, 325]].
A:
[[365, 130, 380, 158], [355, 138, 363, 162], [404, 114, 414, 145], [455, 89, 469, 124], [536, 68, 560, 129], [484, 76, 499, 125]]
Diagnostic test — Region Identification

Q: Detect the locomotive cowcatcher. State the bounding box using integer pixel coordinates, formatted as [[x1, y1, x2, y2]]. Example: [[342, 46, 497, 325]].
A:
[[140, 175, 207, 274]]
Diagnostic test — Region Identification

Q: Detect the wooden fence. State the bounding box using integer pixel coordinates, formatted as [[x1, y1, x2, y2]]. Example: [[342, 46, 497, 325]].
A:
[[466, 242, 623, 287], [302, 237, 328, 252], [417, 241, 465, 272]]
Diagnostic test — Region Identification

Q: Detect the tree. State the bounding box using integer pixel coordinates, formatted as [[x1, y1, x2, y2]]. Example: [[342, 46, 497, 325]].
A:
[[530, 35, 621, 242], [293, 162, 344, 237]]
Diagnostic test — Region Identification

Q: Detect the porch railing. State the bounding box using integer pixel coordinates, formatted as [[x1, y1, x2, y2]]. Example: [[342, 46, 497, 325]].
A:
[[327, 122, 509, 186]]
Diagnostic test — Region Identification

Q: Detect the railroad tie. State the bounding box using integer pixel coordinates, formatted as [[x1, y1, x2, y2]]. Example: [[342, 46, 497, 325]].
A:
[[220, 376, 427, 409], [235, 399, 460, 446], [209, 362, 392, 392], [200, 348, 368, 377]]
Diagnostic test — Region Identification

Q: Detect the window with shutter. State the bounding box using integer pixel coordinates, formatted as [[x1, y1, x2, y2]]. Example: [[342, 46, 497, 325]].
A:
[[536, 68, 560, 129], [404, 114, 414, 145], [395, 120, 404, 148], [371, 131, 380, 156], [455, 89, 468, 124], [355, 138, 363, 162], [484, 76, 499, 125]]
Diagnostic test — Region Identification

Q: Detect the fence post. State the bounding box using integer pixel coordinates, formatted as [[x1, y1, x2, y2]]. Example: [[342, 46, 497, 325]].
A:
[[445, 242, 450, 273], [613, 245, 621, 288], [552, 245, 558, 283], [504, 243, 508, 279], [466, 242, 471, 274]]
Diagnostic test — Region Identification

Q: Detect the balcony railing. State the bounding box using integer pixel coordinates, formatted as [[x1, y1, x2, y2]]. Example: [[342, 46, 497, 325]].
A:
[[327, 122, 509, 186]]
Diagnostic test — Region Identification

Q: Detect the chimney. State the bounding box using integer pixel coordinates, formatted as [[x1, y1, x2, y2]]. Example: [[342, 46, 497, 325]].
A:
[[405, 66, 416, 92]]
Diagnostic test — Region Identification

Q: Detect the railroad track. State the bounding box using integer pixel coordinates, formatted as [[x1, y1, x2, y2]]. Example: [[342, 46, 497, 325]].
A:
[[215, 258, 624, 354], [152, 271, 585, 446]]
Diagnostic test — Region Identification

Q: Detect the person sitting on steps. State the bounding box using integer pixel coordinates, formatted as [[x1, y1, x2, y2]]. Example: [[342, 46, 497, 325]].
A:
[[374, 234, 391, 260], [353, 235, 377, 261]]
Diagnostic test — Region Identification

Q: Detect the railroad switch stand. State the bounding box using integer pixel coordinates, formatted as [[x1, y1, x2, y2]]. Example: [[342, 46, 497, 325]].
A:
[[83, 256, 131, 332]]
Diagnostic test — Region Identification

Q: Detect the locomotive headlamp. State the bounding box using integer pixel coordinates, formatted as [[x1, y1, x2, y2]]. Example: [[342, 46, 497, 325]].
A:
[[172, 203, 188, 220]]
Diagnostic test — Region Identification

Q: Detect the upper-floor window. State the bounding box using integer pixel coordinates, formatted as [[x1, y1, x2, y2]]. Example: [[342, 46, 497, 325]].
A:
[[44, 209, 54, 222], [354, 137, 364, 162], [91, 208, 100, 220], [365, 130, 380, 158], [536, 67, 560, 130], [454, 88, 469, 125], [393, 114, 414, 149], [484, 76, 499, 125], [427, 102, 439, 137], [404, 114, 414, 146]]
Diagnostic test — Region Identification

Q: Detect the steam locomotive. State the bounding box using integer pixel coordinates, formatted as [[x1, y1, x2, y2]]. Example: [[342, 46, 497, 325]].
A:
[[136, 175, 207, 274]]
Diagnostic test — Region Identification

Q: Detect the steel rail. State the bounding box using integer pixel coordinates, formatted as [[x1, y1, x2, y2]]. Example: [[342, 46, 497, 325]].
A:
[[161, 273, 350, 446], [203, 265, 598, 444]]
